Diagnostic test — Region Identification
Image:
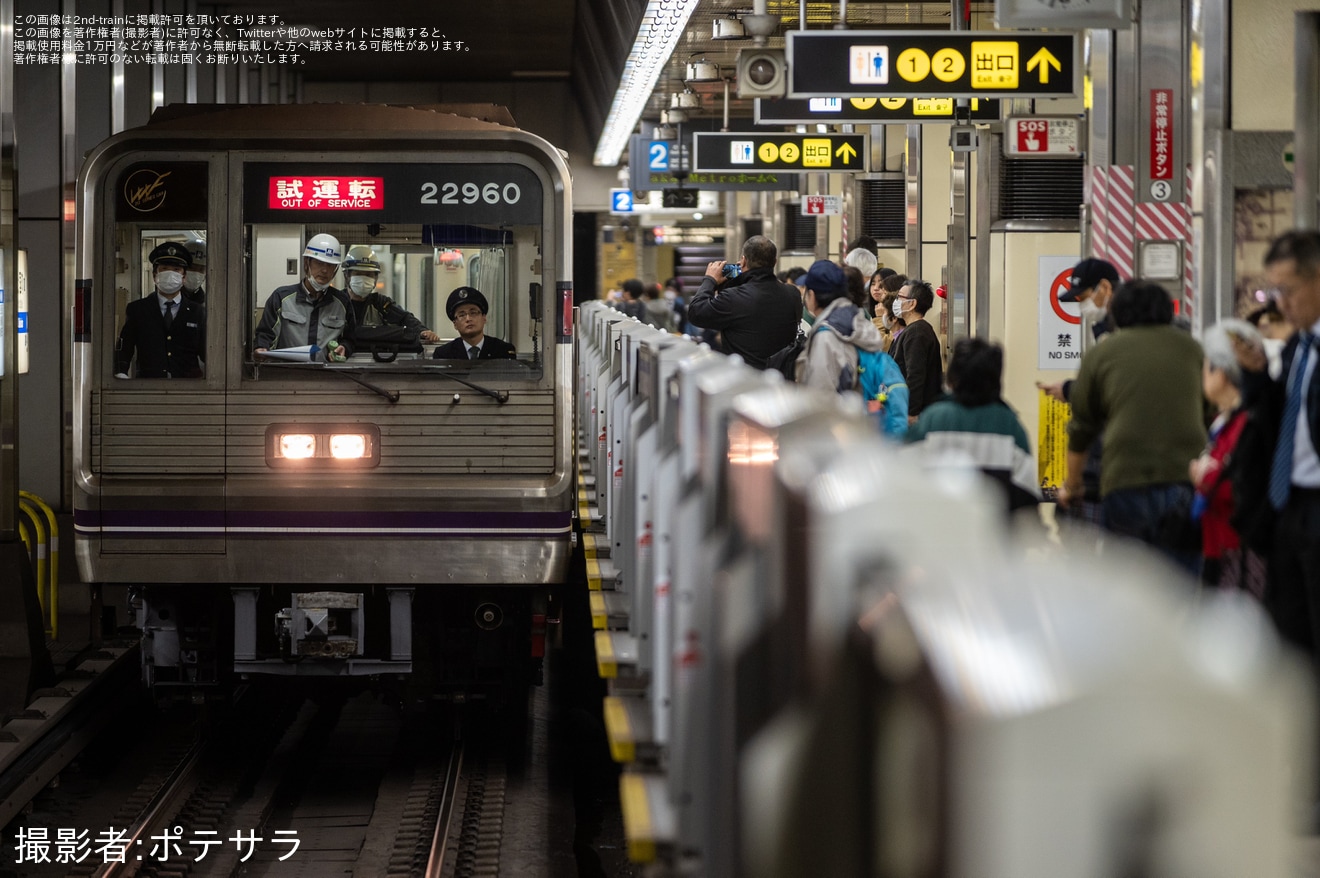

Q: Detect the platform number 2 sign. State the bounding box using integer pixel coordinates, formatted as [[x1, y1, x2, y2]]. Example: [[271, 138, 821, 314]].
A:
[[649, 141, 670, 172]]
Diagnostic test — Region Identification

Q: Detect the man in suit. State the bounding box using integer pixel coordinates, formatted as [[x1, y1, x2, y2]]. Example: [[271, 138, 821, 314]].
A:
[[432, 286, 516, 360], [1236, 231, 1320, 652], [114, 241, 206, 379]]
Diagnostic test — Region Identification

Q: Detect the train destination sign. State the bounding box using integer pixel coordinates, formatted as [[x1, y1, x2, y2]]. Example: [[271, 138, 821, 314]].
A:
[[692, 132, 869, 173], [786, 31, 1078, 99], [242, 162, 543, 225], [756, 96, 1001, 125]]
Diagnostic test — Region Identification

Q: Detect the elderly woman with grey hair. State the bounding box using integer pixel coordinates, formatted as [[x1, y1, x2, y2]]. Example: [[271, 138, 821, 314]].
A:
[[1189, 318, 1267, 596]]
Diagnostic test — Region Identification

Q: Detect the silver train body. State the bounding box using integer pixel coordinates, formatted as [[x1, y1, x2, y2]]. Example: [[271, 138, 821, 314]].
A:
[[72, 104, 574, 695], [576, 302, 1311, 877]]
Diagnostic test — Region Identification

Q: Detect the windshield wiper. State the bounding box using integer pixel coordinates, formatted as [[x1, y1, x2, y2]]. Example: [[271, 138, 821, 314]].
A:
[[431, 369, 510, 404], [256, 361, 400, 403]]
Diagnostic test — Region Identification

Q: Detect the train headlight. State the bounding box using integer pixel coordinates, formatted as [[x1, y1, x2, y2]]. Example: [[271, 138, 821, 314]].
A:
[[329, 434, 368, 459], [279, 434, 317, 459], [266, 424, 381, 468]]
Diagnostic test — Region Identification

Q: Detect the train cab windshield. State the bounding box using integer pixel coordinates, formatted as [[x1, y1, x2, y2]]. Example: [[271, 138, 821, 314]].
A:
[[105, 154, 550, 386], [244, 221, 544, 377], [240, 161, 547, 378]]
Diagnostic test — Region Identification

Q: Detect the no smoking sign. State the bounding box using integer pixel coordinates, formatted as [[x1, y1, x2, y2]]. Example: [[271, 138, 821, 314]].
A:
[[1039, 257, 1082, 370]]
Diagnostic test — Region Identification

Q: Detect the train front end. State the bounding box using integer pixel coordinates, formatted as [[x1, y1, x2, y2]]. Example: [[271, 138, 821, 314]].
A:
[[70, 105, 574, 701]]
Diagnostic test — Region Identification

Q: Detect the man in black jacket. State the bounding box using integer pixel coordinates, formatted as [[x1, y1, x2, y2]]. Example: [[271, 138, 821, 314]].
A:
[[686, 235, 801, 369], [889, 279, 944, 423]]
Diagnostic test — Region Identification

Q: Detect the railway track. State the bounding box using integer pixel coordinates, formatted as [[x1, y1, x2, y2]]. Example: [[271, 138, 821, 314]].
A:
[[4, 687, 495, 878]]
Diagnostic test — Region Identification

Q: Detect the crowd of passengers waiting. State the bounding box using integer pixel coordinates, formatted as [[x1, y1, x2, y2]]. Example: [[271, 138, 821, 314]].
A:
[[611, 230, 1320, 630]]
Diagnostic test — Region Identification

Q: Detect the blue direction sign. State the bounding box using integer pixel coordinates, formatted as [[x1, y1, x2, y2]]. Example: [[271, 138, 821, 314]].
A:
[[693, 132, 869, 173], [756, 96, 1001, 125], [787, 30, 1078, 99], [610, 189, 634, 214], [628, 136, 798, 191]]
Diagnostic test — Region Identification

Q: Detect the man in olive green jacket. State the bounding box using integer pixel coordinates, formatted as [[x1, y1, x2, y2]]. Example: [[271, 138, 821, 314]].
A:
[[1059, 280, 1206, 571]]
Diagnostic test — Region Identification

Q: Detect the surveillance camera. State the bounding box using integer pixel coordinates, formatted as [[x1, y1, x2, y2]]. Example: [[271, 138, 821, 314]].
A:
[[950, 125, 978, 152], [736, 49, 786, 99]]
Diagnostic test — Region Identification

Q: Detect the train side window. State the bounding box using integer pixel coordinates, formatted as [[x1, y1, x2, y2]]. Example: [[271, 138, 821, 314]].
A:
[[110, 227, 209, 380]]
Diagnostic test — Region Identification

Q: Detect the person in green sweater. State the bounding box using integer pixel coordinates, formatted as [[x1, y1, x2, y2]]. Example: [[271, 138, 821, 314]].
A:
[[907, 337, 1041, 514], [1058, 280, 1207, 571]]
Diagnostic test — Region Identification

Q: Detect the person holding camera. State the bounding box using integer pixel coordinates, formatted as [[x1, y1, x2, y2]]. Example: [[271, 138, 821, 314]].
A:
[[686, 235, 802, 370]]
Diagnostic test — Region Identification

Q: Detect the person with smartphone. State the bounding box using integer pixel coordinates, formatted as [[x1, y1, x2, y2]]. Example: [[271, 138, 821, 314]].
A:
[[685, 234, 801, 370]]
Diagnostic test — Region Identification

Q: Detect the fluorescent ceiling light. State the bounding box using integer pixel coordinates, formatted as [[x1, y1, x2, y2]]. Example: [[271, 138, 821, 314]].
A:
[[593, 0, 702, 167]]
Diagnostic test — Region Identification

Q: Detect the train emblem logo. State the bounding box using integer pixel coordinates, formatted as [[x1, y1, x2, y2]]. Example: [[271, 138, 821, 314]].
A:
[[123, 168, 171, 212]]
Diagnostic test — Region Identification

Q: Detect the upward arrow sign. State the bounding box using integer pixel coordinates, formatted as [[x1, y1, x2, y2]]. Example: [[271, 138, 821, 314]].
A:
[[835, 142, 857, 164], [1026, 48, 1062, 85]]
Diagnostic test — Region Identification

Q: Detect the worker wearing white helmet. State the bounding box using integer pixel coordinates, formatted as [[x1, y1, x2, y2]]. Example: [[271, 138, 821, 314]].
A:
[[253, 233, 355, 360], [342, 245, 439, 343]]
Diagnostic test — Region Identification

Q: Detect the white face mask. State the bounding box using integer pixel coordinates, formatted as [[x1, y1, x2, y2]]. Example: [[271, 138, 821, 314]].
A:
[[1079, 297, 1107, 324], [156, 270, 184, 295], [183, 270, 204, 292], [305, 276, 331, 293], [891, 299, 908, 319], [349, 276, 376, 296]]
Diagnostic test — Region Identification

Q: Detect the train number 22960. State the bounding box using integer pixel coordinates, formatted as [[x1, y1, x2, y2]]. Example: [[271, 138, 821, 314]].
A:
[[419, 181, 522, 205]]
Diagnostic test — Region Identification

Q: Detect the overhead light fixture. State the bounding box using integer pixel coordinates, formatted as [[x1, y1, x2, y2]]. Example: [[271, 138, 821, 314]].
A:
[[593, 0, 702, 167], [686, 58, 721, 82], [671, 89, 701, 109], [712, 18, 746, 40]]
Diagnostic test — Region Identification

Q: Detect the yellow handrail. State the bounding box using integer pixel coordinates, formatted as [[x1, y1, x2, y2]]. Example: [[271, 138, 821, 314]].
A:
[[17, 493, 58, 639], [16, 500, 45, 617]]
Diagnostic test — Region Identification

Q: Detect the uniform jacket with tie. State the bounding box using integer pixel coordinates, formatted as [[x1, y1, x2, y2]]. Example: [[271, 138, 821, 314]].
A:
[[431, 336, 517, 360], [1243, 332, 1320, 460], [115, 293, 206, 378], [1234, 331, 1318, 551]]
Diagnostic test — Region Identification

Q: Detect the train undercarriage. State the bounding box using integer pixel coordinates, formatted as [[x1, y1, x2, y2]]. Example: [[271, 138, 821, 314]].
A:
[[131, 583, 552, 706]]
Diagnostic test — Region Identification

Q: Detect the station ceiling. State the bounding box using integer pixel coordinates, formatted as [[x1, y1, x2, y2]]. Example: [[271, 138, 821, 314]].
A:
[[209, 1, 994, 156]]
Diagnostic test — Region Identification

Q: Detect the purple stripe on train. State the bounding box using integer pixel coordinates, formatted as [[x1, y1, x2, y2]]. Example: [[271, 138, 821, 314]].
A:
[[74, 508, 572, 537]]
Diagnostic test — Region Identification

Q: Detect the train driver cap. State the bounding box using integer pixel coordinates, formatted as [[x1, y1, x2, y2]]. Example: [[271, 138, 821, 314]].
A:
[[1060, 257, 1120, 303], [149, 241, 192, 269], [446, 286, 489, 320]]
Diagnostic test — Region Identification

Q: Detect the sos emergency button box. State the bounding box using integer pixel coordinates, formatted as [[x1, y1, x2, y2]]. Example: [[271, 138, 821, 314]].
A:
[[1005, 116, 1082, 157]]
